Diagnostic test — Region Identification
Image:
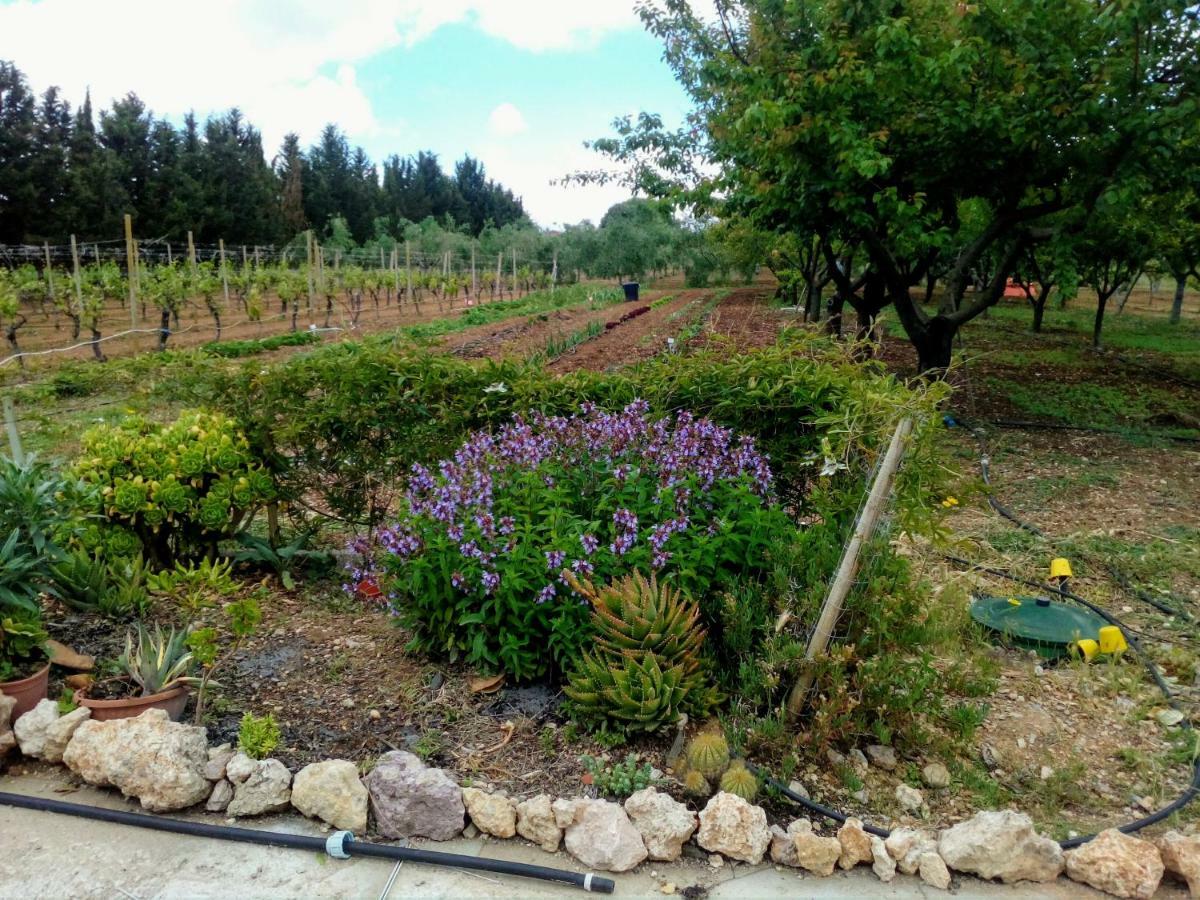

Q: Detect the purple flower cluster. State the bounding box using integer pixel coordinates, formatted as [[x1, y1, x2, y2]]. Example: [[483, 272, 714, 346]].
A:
[[363, 400, 775, 605]]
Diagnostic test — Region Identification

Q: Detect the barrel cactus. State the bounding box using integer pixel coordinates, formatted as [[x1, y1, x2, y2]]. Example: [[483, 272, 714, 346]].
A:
[[719, 762, 759, 802], [685, 731, 731, 779]]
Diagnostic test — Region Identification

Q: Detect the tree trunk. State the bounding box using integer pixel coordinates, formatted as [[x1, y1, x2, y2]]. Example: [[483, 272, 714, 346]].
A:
[[157, 308, 172, 351], [1093, 290, 1113, 349], [1031, 283, 1052, 333], [825, 292, 845, 337], [90, 326, 106, 362], [1170, 275, 1186, 324], [6, 321, 24, 369], [912, 317, 958, 373]]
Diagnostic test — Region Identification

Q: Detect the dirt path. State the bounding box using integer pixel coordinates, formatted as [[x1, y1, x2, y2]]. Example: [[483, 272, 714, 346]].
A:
[[548, 291, 704, 373]]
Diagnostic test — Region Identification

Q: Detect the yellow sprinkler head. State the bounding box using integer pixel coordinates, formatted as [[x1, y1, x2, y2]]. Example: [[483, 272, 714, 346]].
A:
[[1007, 597, 1022, 607], [1071, 639, 1100, 662], [1098, 625, 1129, 655], [1049, 558, 1074, 580]]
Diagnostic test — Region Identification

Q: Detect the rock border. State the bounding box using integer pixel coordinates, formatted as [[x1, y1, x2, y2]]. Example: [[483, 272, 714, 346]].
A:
[[0, 696, 1183, 898]]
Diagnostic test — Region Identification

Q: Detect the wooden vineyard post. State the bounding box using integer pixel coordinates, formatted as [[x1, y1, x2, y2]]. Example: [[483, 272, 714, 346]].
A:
[[471, 244, 477, 300], [405, 242, 413, 306], [380, 247, 385, 270], [69, 235, 83, 310], [254, 246, 261, 268], [511, 248, 517, 298], [43, 242, 55, 306], [187, 231, 197, 278], [3, 397, 24, 465], [495, 253, 502, 301], [784, 417, 914, 720], [124, 214, 137, 327], [551, 250, 558, 294], [166, 243, 173, 265], [305, 230, 316, 315], [391, 248, 399, 303], [218, 239, 231, 310]]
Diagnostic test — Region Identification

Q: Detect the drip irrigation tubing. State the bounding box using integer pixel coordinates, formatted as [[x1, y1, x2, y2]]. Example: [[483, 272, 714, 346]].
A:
[[0, 791, 615, 894], [981, 417, 1200, 444]]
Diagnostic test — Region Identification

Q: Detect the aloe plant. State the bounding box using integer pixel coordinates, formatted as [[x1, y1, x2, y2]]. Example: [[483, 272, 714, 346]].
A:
[[119, 623, 200, 696]]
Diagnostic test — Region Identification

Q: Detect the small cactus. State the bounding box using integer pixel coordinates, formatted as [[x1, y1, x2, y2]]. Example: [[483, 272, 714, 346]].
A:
[[686, 731, 730, 779], [719, 762, 758, 802], [683, 769, 711, 798]]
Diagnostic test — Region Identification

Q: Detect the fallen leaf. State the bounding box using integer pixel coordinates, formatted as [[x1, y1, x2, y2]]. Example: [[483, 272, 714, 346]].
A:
[[469, 673, 506, 694]]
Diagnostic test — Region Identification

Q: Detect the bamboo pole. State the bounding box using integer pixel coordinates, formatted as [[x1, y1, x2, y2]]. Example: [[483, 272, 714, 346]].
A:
[[785, 417, 914, 719]]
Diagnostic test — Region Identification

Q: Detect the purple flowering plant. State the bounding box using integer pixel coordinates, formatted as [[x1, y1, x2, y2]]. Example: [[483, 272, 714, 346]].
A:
[[365, 400, 795, 679]]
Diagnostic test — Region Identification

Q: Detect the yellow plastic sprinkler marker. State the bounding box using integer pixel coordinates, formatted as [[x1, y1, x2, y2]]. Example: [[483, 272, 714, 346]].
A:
[[1072, 639, 1100, 662], [1098, 625, 1129, 655], [1049, 558, 1073, 580]]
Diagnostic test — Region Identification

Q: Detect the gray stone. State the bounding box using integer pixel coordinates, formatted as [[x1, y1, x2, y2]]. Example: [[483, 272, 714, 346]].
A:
[[894, 783, 924, 813], [462, 787, 517, 839], [919, 851, 952, 889], [866, 744, 898, 771], [561, 799, 647, 873], [696, 792, 770, 865], [13, 699, 58, 758], [0, 691, 16, 756], [41, 707, 90, 764], [886, 827, 937, 875], [62, 708, 211, 812], [362, 751, 464, 841], [291, 759, 368, 832], [847, 748, 869, 775], [1156, 830, 1200, 898], [224, 751, 257, 784], [516, 794, 561, 853], [769, 824, 799, 867], [938, 810, 1063, 884], [871, 835, 896, 883], [922, 762, 951, 789], [204, 747, 235, 781], [206, 779, 233, 812], [624, 787, 696, 862], [227, 758, 292, 817]]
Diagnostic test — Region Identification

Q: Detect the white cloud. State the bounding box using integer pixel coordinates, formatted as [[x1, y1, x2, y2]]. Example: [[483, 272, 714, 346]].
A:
[[488, 103, 528, 138]]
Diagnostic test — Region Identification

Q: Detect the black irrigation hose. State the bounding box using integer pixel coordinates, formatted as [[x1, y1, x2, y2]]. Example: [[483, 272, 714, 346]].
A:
[[746, 764, 891, 839], [942, 555, 1200, 849], [0, 791, 616, 894], [985, 418, 1200, 445]]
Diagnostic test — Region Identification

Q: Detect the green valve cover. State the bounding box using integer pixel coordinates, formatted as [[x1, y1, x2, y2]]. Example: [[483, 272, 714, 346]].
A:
[[969, 594, 1109, 659]]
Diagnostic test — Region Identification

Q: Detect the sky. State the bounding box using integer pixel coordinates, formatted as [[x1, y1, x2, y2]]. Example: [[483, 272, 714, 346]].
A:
[[0, 0, 697, 228]]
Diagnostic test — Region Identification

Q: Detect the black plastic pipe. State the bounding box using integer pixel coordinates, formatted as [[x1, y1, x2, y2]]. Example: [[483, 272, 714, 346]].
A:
[[0, 791, 615, 894]]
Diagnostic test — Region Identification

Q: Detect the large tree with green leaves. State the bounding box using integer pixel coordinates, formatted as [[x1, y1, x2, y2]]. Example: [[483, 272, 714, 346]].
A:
[[588, 1, 1198, 371]]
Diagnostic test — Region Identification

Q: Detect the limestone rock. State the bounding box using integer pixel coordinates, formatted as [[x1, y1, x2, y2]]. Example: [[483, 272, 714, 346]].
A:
[[363, 750, 464, 841], [867, 744, 898, 771], [837, 817, 873, 870], [13, 699, 58, 758], [770, 824, 799, 867], [938, 810, 1063, 884], [552, 797, 584, 830], [206, 779, 233, 812], [227, 758, 292, 817], [62, 708, 211, 812], [224, 751, 257, 784], [516, 794, 562, 853], [871, 836, 896, 883], [919, 852, 952, 890], [1065, 829, 1164, 900], [291, 759, 368, 832], [624, 787, 696, 862], [462, 787, 517, 839], [0, 691, 16, 756], [894, 783, 924, 813], [561, 799, 647, 873], [922, 762, 951, 790], [696, 792, 770, 865], [41, 707, 90, 764], [886, 827, 938, 875], [790, 819, 842, 876], [847, 748, 869, 775], [1157, 831, 1200, 898], [204, 746, 235, 781]]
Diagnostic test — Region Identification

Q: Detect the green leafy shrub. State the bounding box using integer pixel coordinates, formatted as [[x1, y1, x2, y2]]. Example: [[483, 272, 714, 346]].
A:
[[564, 571, 719, 734], [203, 331, 319, 358], [368, 401, 796, 680], [48, 550, 149, 618], [238, 712, 281, 759], [0, 454, 82, 612], [0, 609, 48, 682], [72, 410, 275, 567]]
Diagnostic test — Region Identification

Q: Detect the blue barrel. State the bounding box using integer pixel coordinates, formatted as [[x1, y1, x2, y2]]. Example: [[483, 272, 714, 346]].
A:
[[621, 282, 640, 302]]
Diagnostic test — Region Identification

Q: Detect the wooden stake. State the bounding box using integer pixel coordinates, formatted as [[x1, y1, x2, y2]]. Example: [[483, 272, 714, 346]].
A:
[[166, 242, 173, 265], [495, 253, 502, 301], [405, 242, 413, 305], [511, 247, 517, 297], [305, 230, 316, 313], [784, 417, 914, 719], [124, 213, 137, 327], [471, 244, 477, 299], [551, 250, 558, 294], [70, 235, 83, 310], [2, 397, 24, 465], [187, 231, 197, 277], [43, 242, 55, 304], [218, 238, 230, 308]]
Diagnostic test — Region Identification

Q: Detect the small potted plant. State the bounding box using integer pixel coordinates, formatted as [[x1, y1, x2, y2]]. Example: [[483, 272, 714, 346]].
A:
[[0, 610, 51, 719], [75, 623, 198, 722]]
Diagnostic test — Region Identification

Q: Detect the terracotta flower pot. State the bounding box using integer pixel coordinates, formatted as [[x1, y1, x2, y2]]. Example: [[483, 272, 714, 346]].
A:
[[75, 684, 190, 722], [1, 663, 50, 720]]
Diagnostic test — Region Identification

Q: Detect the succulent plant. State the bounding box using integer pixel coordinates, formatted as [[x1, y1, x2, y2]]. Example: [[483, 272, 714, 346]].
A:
[[564, 570, 720, 734], [686, 731, 731, 779], [682, 769, 711, 798], [719, 762, 759, 802]]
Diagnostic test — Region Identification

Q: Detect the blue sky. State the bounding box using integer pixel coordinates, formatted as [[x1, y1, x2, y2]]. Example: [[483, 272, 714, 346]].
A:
[[0, 0, 696, 227]]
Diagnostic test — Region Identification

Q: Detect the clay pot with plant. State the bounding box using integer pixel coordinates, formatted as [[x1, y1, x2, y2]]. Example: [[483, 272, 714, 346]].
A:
[[74, 623, 201, 721], [0, 610, 51, 719]]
